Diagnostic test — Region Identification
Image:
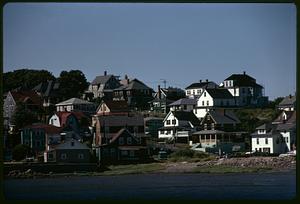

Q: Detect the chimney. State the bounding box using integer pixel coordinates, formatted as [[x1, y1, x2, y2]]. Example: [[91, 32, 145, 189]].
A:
[[199, 80, 202, 83], [104, 71, 107, 76], [243, 71, 246, 75], [206, 79, 208, 82], [158, 85, 161, 99]]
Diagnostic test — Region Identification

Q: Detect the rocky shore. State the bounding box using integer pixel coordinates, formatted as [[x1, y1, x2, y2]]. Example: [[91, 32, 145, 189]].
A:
[[161, 156, 296, 173], [5, 156, 296, 178]]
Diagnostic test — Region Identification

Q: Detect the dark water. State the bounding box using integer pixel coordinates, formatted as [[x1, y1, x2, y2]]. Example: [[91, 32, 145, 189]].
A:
[[4, 171, 296, 200]]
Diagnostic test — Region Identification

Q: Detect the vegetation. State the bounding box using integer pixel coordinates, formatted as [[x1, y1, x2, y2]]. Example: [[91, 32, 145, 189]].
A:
[[12, 144, 32, 161], [57, 70, 89, 100], [3, 69, 55, 93], [169, 148, 215, 162], [234, 108, 279, 133], [12, 102, 39, 133], [102, 163, 166, 175]]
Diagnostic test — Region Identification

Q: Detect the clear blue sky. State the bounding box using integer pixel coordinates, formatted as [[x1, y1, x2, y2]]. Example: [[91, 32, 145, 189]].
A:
[[3, 3, 296, 100]]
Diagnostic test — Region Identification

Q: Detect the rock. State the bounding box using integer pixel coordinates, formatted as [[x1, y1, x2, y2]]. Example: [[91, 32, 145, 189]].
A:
[[25, 169, 32, 174]]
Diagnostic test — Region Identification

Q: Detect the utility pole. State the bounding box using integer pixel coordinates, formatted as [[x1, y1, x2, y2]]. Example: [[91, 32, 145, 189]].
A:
[[160, 79, 167, 89]]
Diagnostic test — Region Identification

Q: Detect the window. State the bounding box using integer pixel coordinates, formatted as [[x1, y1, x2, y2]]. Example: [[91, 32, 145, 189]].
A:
[[195, 109, 197, 114], [78, 154, 84, 159], [204, 123, 207, 130], [129, 150, 135, 157], [226, 100, 229, 106], [172, 119, 176, 125], [127, 137, 132, 144], [256, 138, 259, 145], [36, 140, 41, 147], [265, 138, 268, 144], [285, 137, 289, 143], [202, 101, 204, 106], [211, 123, 215, 130], [61, 153, 67, 160], [121, 150, 128, 156], [167, 130, 171, 135], [206, 101, 209, 106], [204, 92, 206, 97], [119, 137, 124, 145], [166, 120, 171, 125], [193, 90, 195, 95], [160, 130, 164, 134], [183, 105, 187, 110], [187, 90, 191, 95], [197, 90, 201, 94], [220, 100, 224, 106]]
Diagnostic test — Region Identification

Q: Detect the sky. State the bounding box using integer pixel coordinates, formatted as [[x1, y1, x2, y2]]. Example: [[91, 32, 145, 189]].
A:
[[3, 3, 296, 100]]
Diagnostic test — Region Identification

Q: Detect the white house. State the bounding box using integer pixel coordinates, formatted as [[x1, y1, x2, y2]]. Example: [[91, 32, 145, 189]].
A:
[[158, 111, 200, 143], [55, 98, 96, 115], [169, 98, 197, 112], [185, 80, 218, 98], [221, 71, 268, 107], [194, 88, 235, 119], [277, 95, 296, 111]]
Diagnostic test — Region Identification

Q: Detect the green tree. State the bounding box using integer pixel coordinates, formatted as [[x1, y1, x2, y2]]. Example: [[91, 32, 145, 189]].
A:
[[12, 144, 32, 161], [57, 70, 89, 100], [267, 97, 284, 109], [3, 69, 55, 93], [12, 102, 39, 133]]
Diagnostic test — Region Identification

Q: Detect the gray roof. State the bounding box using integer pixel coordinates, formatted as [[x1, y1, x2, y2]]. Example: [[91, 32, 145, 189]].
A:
[[91, 75, 113, 85], [278, 95, 296, 107], [193, 130, 225, 135], [205, 88, 233, 99], [185, 81, 218, 89], [55, 139, 90, 150], [255, 123, 273, 131], [56, 98, 95, 106], [32, 80, 60, 97], [169, 98, 197, 106], [172, 111, 201, 126], [114, 79, 153, 91], [203, 110, 240, 125], [96, 114, 144, 127]]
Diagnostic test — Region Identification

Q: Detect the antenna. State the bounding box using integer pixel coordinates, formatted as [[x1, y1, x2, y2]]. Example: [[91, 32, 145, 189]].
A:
[[160, 79, 167, 89]]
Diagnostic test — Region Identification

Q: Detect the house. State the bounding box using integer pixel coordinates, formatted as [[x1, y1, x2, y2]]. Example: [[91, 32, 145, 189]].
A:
[[98, 128, 148, 163], [55, 98, 96, 115], [272, 110, 296, 152], [185, 80, 218, 98], [149, 85, 186, 114], [44, 138, 90, 163], [144, 117, 164, 138], [3, 90, 42, 130], [169, 98, 197, 112], [194, 88, 236, 119], [113, 77, 154, 110], [221, 71, 268, 107], [251, 109, 296, 154], [92, 113, 145, 147], [49, 112, 80, 132], [277, 95, 296, 111], [158, 111, 201, 143], [84, 71, 121, 100], [191, 109, 245, 154], [21, 124, 62, 156], [251, 123, 284, 154], [32, 80, 61, 107], [95, 99, 130, 116]]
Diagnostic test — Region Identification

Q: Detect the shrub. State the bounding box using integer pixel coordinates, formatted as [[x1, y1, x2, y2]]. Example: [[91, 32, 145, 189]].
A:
[[169, 148, 211, 162], [12, 144, 31, 161]]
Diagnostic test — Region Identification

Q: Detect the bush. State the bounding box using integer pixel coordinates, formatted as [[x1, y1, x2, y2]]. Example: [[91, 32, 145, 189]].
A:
[[12, 144, 32, 161], [169, 148, 211, 162]]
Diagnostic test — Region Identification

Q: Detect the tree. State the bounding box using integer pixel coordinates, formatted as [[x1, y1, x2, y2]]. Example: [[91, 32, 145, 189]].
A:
[[12, 102, 39, 133], [267, 97, 284, 109], [3, 69, 55, 93], [12, 144, 32, 161], [57, 70, 89, 100]]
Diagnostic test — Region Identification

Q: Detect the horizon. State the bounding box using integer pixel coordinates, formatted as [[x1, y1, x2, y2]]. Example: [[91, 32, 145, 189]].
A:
[[3, 3, 296, 100]]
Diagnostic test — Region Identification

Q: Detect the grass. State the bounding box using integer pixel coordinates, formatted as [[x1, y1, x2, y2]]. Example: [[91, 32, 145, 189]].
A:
[[168, 148, 216, 163], [192, 165, 273, 174], [101, 163, 166, 176]]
